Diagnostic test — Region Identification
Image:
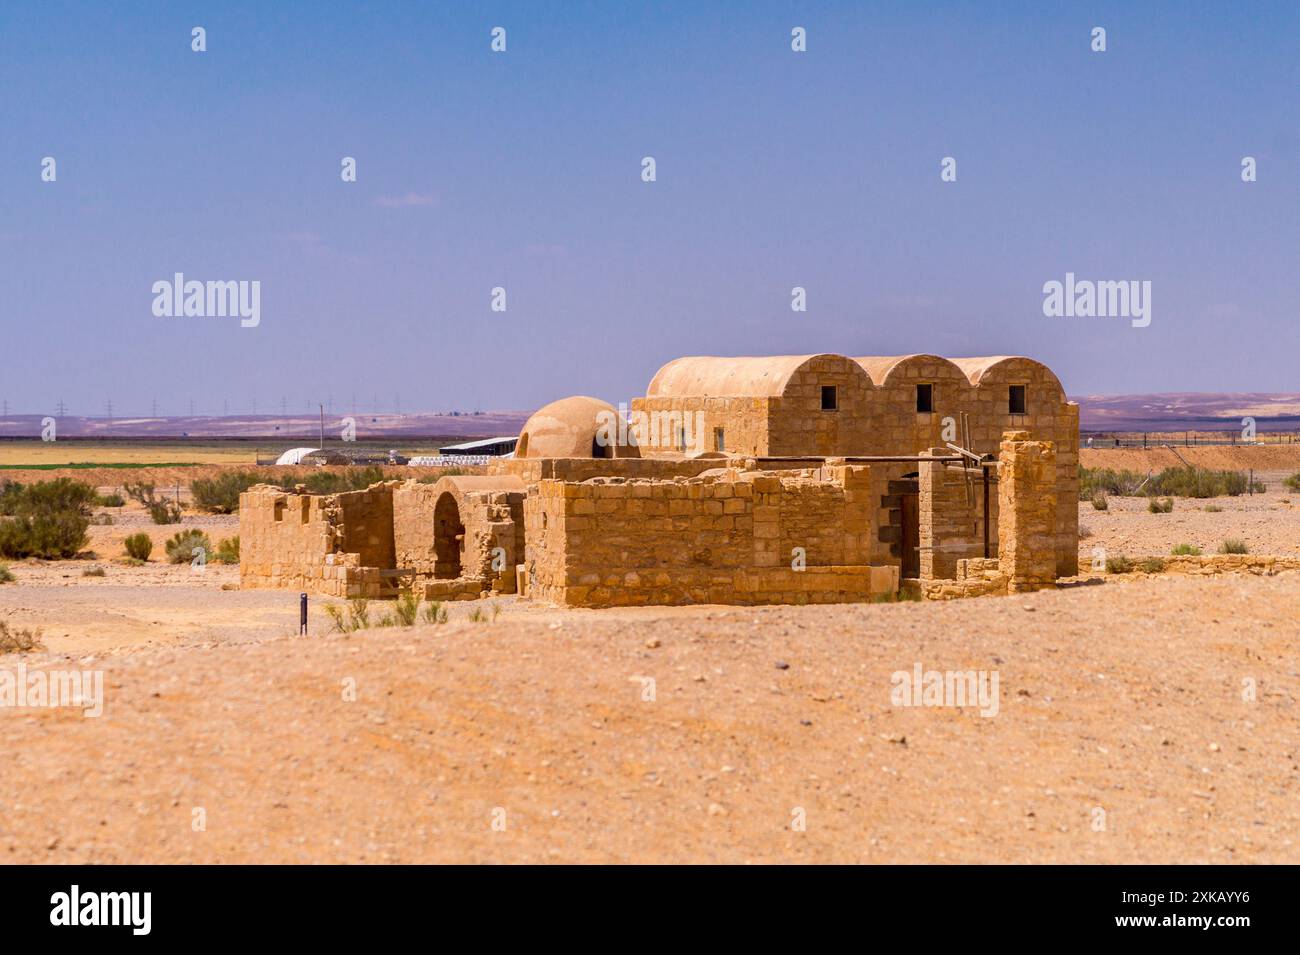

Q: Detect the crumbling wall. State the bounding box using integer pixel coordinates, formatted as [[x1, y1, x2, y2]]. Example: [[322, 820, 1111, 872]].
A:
[[918, 450, 997, 581], [997, 432, 1058, 593], [524, 467, 895, 608]]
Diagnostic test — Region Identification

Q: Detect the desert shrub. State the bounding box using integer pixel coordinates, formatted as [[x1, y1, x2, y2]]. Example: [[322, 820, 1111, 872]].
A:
[[1147, 467, 1262, 498], [1079, 467, 1145, 498], [467, 607, 486, 623], [91, 513, 114, 525], [1105, 555, 1133, 574], [82, 566, 106, 577], [0, 563, 14, 583], [1139, 557, 1165, 573], [347, 597, 371, 630], [324, 604, 347, 632], [1147, 497, 1174, 514], [190, 472, 268, 513], [1077, 524, 1092, 539], [123, 533, 153, 561], [214, 536, 240, 564], [1282, 472, 1300, 492], [0, 480, 24, 515], [1089, 491, 1109, 511], [124, 481, 184, 524], [0, 620, 43, 653], [279, 467, 386, 496], [422, 600, 448, 624], [96, 492, 125, 508], [1219, 539, 1248, 555], [1170, 543, 1202, 556], [164, 529, 211, 564], [0, 478, 96, 559], [394, 590, 420, 626], [1203, 504, 1222, 513]]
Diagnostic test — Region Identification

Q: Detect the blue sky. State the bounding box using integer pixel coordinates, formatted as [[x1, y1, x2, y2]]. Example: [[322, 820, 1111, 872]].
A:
[[1, 1, 1297, 416]]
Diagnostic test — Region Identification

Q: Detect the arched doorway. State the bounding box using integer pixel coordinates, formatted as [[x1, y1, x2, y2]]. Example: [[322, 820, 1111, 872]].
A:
[[434, 491, 464, 579]]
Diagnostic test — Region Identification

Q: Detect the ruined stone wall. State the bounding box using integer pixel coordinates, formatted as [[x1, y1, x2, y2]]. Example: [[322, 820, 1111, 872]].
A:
[[918, 452, 996, 581], [393, 477, 525, 594], [523, 468, 895, 608], [239, 483, 397, 597], [997, 433, 1058, 593]]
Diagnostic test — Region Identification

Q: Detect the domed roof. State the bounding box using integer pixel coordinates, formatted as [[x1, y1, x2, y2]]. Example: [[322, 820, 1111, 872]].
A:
[[517, 396, 640, 459], [647, 354, 869, 397]]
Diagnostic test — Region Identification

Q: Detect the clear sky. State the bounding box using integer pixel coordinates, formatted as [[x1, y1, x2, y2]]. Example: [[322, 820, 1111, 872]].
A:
[[1, 1, 1297, 416]]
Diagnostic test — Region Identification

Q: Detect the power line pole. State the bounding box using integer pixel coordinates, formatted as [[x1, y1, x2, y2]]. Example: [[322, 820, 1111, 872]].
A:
[[56, 398, 67, 417]]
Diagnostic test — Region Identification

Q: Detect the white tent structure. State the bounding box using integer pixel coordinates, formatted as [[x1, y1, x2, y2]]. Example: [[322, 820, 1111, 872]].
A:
[[274, 447, 322, 466]]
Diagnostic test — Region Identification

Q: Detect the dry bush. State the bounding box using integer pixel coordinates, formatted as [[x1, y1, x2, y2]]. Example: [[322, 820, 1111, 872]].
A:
[[0, 620, 43, 654]]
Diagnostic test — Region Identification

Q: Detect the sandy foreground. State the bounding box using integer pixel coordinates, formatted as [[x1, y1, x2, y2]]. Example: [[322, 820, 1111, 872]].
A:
[[0, 467, 1298, 864]]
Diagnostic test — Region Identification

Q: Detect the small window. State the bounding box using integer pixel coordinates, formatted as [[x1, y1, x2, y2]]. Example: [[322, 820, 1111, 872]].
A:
[[916, 383, 933, 414], [677, 427, 687, 452], [821, 385, 838, 411], [713, 428, 725, 453], [1009, 384, 1027, 415], [301, 498, 311, 524], [273, 501, 285, 522]]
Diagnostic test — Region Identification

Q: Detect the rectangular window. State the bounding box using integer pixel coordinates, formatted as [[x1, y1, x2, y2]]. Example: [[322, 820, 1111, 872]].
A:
[[273, 501, 285, 522], [916, 383, 934, 413], [677, 426, 687, 452], [1009, 384, 1027, 415], [821, 385, 838, 411], [713, 428, 725, 453]]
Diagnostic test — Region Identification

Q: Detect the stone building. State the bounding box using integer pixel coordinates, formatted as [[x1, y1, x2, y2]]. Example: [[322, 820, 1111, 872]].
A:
[[240, 353, 1078, 607]]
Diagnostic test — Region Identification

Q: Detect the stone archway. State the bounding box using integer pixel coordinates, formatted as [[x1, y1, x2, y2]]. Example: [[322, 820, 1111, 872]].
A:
[[434, 491, 464, 579]]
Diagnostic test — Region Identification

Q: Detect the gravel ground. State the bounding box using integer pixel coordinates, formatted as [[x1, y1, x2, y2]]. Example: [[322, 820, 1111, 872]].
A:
[[1, 572, 1297, 864]]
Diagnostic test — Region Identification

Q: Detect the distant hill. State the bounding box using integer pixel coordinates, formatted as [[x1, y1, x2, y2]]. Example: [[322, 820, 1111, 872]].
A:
[[0, 411, 532, 441], [1072, 393, 1300, 433]]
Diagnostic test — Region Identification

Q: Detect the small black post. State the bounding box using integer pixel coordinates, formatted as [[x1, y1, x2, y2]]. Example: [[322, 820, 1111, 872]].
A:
[[299, 593, 308, 635]]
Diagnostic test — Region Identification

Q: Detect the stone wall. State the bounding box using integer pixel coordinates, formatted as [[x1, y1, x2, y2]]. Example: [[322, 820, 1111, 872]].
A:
[[522, 467, 896, 608], [919, 451, 996, 581], [997, 433, 1058, 593]]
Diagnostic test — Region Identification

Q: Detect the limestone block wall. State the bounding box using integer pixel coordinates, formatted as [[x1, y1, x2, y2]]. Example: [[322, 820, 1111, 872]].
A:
[[918, 452, 997, 581], [239, 483, 396, 596], [522, 467, 894, 608], [767, 355, 876, 457], [629, 396, 772, 456], [997, 433, 1058, 593]]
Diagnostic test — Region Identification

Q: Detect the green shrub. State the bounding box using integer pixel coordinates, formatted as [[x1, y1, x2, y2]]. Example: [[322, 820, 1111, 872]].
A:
[[190, 472, 268, 513], [82, 566, 106, 577], [0, 480, 24, 515], [1081, 465, 1265, 500], [124, 481, 183, 524], [0, 620, 43, 653], [0, 563, 14, 583], [214, 536, 240, 564], [422, 600, 448, 624], [1284, 473, 1300, 493], [164, 529, 211, 564], [1219, 539, 1248, 555], [394, 590, 420, 626], [96, 492, 126, 508], [1090, 491, 1109, 511], [123, 533, 153, 561], [1079, 467, 1144, 498], [1147, 497, 1174, 513], [0, 478, 96, 559], [1105, 555, 1133, 574], [347, 597, 370, 630], [279, 467, 386, 496], [1203, 504, 1222, 513], [1170, 543, 1202, 556], [1139, 557, 1166, 573]]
